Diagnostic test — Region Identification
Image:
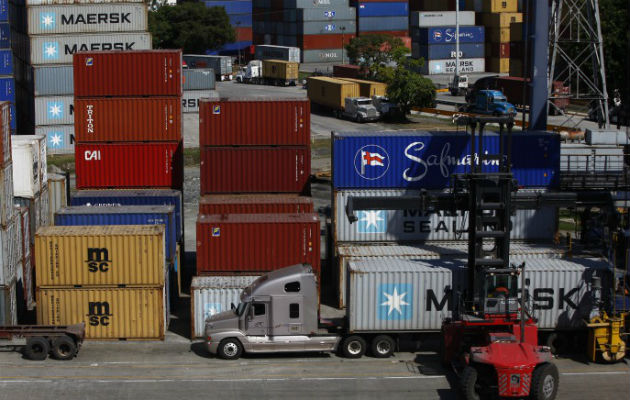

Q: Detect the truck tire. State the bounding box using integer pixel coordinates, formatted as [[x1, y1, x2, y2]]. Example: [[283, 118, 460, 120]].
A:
[[460, 366, 481, 400], [217, 338, 243, 360], [530, 363, 559, 400], [23, 337, 50, 361], [371, 335, 395, 358], [51, 335, 78, 360], [341, 335, 366, 358], [545, 333, 568, 355]]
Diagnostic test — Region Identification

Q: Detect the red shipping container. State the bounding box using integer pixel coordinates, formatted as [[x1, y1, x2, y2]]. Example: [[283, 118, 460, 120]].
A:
[[200, 147, 310, 194], [199, 98, 310, 146], [74, 97, 182, 142], [75, 141, 183, 189], [358, 30, 408, 38], [333, 64, 362, 79], [199, 194, 314, 214], [73, 50, 183, 97], [0, 102, 10, 166], [196, 213, 321, 276], [300, 34, 355, 50]]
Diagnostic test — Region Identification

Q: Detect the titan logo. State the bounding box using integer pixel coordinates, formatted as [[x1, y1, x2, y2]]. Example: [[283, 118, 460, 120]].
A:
[[87, 301, 111, 326], [84, 150, 100, 161], [86, 247, 111, 272]]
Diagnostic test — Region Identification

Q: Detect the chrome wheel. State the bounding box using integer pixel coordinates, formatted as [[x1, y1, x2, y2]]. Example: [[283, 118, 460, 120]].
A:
[[223, 342, 239, 357], [542, 375, 555, 398], [347, 340, 362, 355]]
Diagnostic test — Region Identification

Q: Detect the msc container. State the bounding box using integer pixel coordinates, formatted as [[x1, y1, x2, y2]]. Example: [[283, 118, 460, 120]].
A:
[[33, 95, 73, 125], [419, 58, 485, 74], [35, 225, 166, 287], [199, 97, 310, 146], [46, 173, 68, 228], [199, 194, 314, 215], [75, 141, 183, 190], [73, 50, 180, 97], [411, 26, 485, 44], [412, 43, 485, 60], [302, 48, 347, 63], [255, 45, 300, 62], [0, 281, 17, 326], [12, 135, 46, 198], [35, 125, 75, 155], [182, 55, 232, 78], [183, 68, 216, 90], [70, 189, 183, 240], [73, 97, 182, 142], [262, 60, 298, 82], [337, 78, 386, 98], [196, 213, 321, 276], [357, 2, 409, 17], [200, 147, 310, 194], [37, 287, 165, 340], [191, 275, 259, 338], [410, 11, 475, 27], [358, 16, 408, 32], [54, 205, 176, 261], [0, 101, 9, 165], [23, 4, 147, 35], [307, 77, 360, 110], [0, 163, 13, 227], [182, 90, 218, 113], [332, 130, 559, 189], [29, 65, 74, 96], [478, 12, 523, 28]]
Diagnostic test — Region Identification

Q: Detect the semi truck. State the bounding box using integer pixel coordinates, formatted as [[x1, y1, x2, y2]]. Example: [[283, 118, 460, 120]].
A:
[[462, 89, 517, 116], [183, 54, 233, 81], [235, 60, 299, 86], [307, 76, 380, 122]]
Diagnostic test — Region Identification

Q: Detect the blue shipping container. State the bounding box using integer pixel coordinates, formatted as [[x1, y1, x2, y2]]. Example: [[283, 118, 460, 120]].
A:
[[0, 0, 6, 22], [204, 0, 252, 15], [0, 49, 12, 75], [332, 131, 560, 189], [220, 40, 252, 52], [415, 43, 484, 60], [0, 77, 14, 103], [70, 189, 183, 241], [411, 26, 485, 44], [229, 14, 252, 27], [0, 23, 9, 48], [54, 205, 177, 261], [358, 2, 408, 17], [358, 16, 408, 32]]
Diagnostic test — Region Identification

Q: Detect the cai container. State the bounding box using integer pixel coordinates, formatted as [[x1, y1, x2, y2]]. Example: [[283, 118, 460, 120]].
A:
[[199, 194, 314, 215]]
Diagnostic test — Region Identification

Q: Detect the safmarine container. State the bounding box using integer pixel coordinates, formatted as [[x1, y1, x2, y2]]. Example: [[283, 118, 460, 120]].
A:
[[37, 287, 165, 340], [0, 163, 13, 227], [54, 205, 176, 261], [183, 68, 216, 90], [35, 225, 166, 287], [191, 275, 259, 338], [75, 142, 183, 190], [70, 189, 183, 240], [35, 125, 74, 155], [196, 213, 321, 276], [199, 194, 314, 215], [74, 97, 182, 142], [200, 147, 310, 194], [332, 131, 560, 189], [73, 50, 181, 97], [254, 45, 300, 62], [199, 97, 310, 146], [411, 26, 485, 44]]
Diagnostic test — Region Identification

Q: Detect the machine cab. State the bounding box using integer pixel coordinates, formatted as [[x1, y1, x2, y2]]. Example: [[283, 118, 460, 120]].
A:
[[483, 272, 520, 316]]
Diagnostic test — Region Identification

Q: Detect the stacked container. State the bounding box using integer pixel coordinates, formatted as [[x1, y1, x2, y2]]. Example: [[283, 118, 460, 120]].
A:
[[204, 1, 252, 57], [9, 0, 151, 154], [0, 4, 15, 134], [355, 1, 409, 39], [253, 0, 357, 63]]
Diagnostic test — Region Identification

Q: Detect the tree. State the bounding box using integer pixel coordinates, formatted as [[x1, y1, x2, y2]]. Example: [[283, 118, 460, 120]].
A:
[[148, 2, 235, 53], [380, 57, 436, 118], [345, 34, 408, 79], [599, 0, 630, 104]]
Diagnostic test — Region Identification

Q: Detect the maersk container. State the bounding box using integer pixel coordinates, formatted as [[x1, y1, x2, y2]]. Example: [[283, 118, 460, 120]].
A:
[[70, 189, 183, 240], [203, 0, 252, 14], [182, 90, 218, 113], [358, 2, 408, 17], [419, 58, 485, 74], [30, 65, 74, 96], [33, 95, 73, 125], [358, 16, 408, 32], [0, 49, 12, 75], [0, 162, 13, 227], [199, 194, 314, 215], [54, 205, 177, 261], [0, 281, 17, 326], [411, 26, 485, 44], [35, 125, 74, 155], [0, 77, 14, 103], [183, 55, 232, 77], [191, 275, 259, 338], [254, 45, 300, 63], [199, 98, 310, 146], [183, 68, 216, 90], [412, 43, 485, 60], [332, 131, 559, 189], [410, 11, 475, 27]]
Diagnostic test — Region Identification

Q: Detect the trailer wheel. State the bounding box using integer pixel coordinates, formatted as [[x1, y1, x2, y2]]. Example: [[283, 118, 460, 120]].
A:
[[371, 335, 395, 358], [460, 366, 481, 400], [23, 337, 50, 361], [545, 333, 568, 355], [217, 338, 243, 360], [530, 363, 559, 400], [51, 335, 77, 360], [341, 335, 366, 358]]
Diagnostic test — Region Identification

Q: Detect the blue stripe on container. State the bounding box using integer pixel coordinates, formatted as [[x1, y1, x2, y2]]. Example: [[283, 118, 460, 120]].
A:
[[0, 77, 14, 103], [229, 14, 252, 27], [415, 43, 485, 60], [411, 26, 485, 44], [358, 2, 408, 17], [332, 131, 560, 189], [0, 23, 9, 48], [0, 49, 12, 75], [204, 0, 252, 14], [358, 16, 408, 32]]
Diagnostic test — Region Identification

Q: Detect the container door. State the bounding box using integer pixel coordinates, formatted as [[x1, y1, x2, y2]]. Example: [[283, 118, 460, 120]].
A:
[[245, 301, 268, 336]]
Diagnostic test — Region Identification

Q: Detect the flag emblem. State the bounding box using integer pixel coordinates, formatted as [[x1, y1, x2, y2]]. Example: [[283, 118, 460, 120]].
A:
[[354, 145, 389, 180]]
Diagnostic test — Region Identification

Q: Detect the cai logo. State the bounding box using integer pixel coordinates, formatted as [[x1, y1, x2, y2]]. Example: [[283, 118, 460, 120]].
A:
[[46, 131, 64, 148], [42, 41, 59, 60], [40, 12, 56, 30], [212, 105, 221, 114], [204, 303, 222, 320], [354, 144, 389, 180], [378, 283, 413, 321], [47, 101, 64, 120], [432, 30, 443, 42], [357, 210, 386, 234]]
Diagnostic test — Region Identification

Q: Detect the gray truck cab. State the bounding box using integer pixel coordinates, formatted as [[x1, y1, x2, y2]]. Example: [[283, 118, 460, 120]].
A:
[[343, 97, 380, 123]]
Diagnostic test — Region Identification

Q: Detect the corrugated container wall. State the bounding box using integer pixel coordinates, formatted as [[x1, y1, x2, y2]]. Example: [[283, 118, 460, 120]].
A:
[[29, 65, 73, 96], [307, 77, 360, 110], [33, 96, 73, 125], [410, 11, 475, 27], [35, 125, 74, 155], [0, 102, 10, 165], [0, 281, 17, 326], [46, 173, 68, 224], [183, 68, 216, 90], [0, 219, 18, 285], [199, 195, 314, 215], [0, 163, 13, 227]]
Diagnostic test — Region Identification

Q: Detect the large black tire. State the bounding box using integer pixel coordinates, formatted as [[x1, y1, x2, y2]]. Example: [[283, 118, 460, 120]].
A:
[[217, 338, 243, 360], [51, 335, 78, 360], [460, 366, 481, 400], [370, 335, 395, 358], [23, 337, 50, 361], [546, 333, 568, 355], [341, 335, 366, 359], [530, 363, 559, 400]]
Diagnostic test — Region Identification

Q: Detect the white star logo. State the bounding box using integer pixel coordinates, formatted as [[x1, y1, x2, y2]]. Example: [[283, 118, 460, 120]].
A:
[[41, 14, 54, 27], [359, 210, 383, 229], [49, 103, 62, 117], [45, 44, 57, 58], [49, 133, 62, 147], [381, 287, 409, 316]]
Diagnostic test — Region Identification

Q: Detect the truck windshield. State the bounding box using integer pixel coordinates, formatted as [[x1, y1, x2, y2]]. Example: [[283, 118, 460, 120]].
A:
[[493, 96, 507, 103], [235, 302, 247, 316], [356, 100, 372, 106]]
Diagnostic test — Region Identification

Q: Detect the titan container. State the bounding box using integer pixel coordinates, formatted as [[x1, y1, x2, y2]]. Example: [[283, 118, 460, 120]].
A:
[[0, 101, 9, 164], [307, 77, 360, 110], [0, 162, 13, 227], [12, 135, 46, 198], [0, 281, 17, 326], [255, 45, 300, 62], [199, 194, 314, 215], [410, 11, 475, 27], [410, 26, 485, 44], [337, 78, 386, 98], [183, 68, 216, 90], [35, 125, 74, 155]]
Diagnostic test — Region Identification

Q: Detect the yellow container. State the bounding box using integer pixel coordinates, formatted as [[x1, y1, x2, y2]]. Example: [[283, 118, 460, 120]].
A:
[[307, 76, 360, 110], [479, 12, 523, 28], [486, 27, 511, 43], [482, 0, 518, 13], [35, 225, 166, 287], [338, 78, 387, 98], [37, 287, 165, 340], [262, 59, 299, 81], [486, 57, 510, 73]]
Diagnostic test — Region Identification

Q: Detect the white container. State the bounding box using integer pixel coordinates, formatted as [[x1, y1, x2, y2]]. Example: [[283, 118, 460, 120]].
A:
[[16, 206, 31, 259], [255, 45, 301, 62], [191, 276, 259, 338], [421, 58, 486, 75], [0, 218, 18, 285], [0, 163, 14, 227], [33, 96, 74, 126], [182, 90, 219, 113], [12, 135, 46, 198], [585, 129, 629, 145], [39, 185, 50, 228], [35, 125, 75, 155], [410, 11, 476, 27], [47, 173, 68, 224]]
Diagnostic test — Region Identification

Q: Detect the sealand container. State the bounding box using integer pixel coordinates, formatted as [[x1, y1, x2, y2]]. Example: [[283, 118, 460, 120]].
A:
[[332, 130, 560, 189], [199, 97, 309, 146], [419, 58, 485, 74], [412, 43, 485, 60], [35, 125, 74, 155], [411, 26, 485, 44], [12, 135, 46, 199], [254, 45, 300, 62], [0, 101, 9, 164], [262, 60, 299, 81], [410, 11, 475, 27], [200, 147, 310, 194], [337, 78, 386, 98], [196, 213, 321, 276], [0, 281, 17, 326], [0, 163, 13, 227], [35, 225, 166, 287], [183, 68, 216, 90], [73, 50, 181, 97], [74, 97, 182, 142], [199, 194, 314, 215], [307, 77, 360, 110], [54, 205, 176, 261], [191, 275, 259, 338], [37, 287, 165, 340], [75, 141, 183, 190]]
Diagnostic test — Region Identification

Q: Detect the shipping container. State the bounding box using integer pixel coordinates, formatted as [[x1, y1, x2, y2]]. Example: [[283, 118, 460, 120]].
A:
[[0, 22, 9, 48], [0, 49, 12, 75], [182, 90, 218, 113], [357, 2, 409, 17], [481, 0, 517, 12], [22, 256, 34, 310], [410, 11, 475, 27], [486, 42, 510, 58], [0, 77, 14, 103], [415, 0, 465, 11], [12, 135, 46, 198], [191, 275, 259, 338], [0, 281, 17, 326], [0, 101, 9, 165], [281, 20, 356, 36], [283, 0, 349, 7], [200, 147, 310, 194], [333, 131, 559, 189], [510, 22, 524, 42], [199, 97, 309, 146], [54, 205, 177, 260], [486, 27, 510, 42], [13, 212, 23, 265], [35, 225, 166, 287], [485, 57, 509, 73], [228, 13, 251, 27], [203, 0, 252, 14], [358, 16, 408, 32], [16, 206, 30, 260], [73, 50, 180, 97], [35, 125, 74, 155], [196, 213, 321, 275], [478, 12, 523, 29], [254, 45, 300, 62], [283, 7, 356, 22], [300, 34, 354, 50], [13, 0, 143, 4], [333, 64, 365, 79], [411, 26, 485, 44], [419, 57, 485, 74], [33, 95, 73, 126], [560, 144, 625, 173], [27, 64, 73, 96], [262, 60, 298, 82], [74, 97, 182, 142], [302, 48, 347, 63], [37, 287, 165, 340], [0, 219, 18, 285], [337, 78, 386, 98], [0, 162, 12, 227], [75, 141, 183, 190], [46, 173, 68, 227], [412, 43, 485, 60], [199, 194, 314, 215], [183, 68, 216, 90], [182, 54, 232, 78], [40, 185, 50, 228], [307, 77, 360, 110]]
